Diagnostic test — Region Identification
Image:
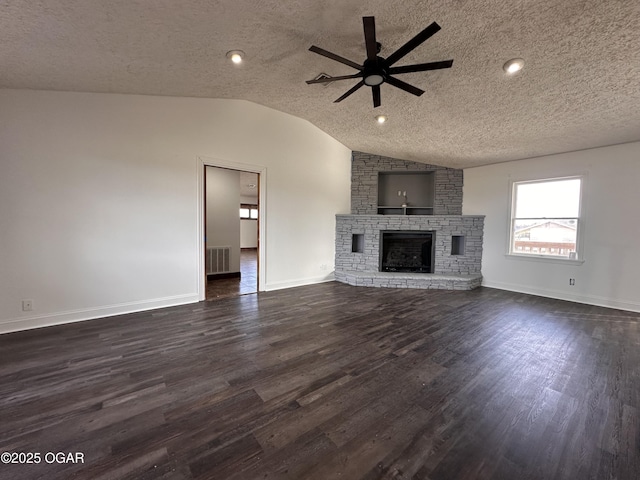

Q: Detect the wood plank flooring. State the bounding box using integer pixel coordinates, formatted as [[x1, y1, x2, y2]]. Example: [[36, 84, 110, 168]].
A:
[[206, 249, 258, 300], [1, 283, 639, 480]]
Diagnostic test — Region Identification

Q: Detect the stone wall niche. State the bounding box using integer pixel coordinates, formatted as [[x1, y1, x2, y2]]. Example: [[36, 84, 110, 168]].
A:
[[351, 151, 463, 215]]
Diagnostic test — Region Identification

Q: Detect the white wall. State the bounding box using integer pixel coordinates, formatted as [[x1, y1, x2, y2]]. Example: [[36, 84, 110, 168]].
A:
[[464, 142, 640, 312], [240, 194, 258, 249], [0, 89, 352, 333], [240, 195, 258, 204], [206, 167, 241, 272], [241, 221, 258, 249]]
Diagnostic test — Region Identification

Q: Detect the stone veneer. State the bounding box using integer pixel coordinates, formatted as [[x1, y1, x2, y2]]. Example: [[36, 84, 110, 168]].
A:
[[351, 151, 463, 215], [335, 215, 484, 291], [336, 215, 484, 274], [334, 151, 484, 291], [335, 271, 483, 291]]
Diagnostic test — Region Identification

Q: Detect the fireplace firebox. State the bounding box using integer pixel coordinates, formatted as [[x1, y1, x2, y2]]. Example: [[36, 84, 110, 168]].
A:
[[380, 231, 434, 273]]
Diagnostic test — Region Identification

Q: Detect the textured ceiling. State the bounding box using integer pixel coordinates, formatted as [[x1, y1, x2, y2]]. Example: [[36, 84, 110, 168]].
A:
[[240, 171, 259, 198], [1, 0, 639, 168]]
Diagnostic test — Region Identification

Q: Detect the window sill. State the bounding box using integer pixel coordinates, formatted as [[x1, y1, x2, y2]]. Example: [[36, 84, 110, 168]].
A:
[[505, 253, 585, 265]]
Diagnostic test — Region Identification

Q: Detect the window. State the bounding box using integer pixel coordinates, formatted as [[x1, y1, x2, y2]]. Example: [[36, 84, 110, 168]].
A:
[[509, 177, 582, 260], [240, 204, 258, 220]]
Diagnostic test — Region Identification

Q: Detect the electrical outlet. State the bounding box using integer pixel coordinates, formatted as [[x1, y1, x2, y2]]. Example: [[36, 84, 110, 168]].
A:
[[569, 278, 575, 286], [22, 299, 33, 311]]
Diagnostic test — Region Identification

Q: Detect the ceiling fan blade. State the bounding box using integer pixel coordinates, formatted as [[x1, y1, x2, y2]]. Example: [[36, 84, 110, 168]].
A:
[[388, 59, 453, 75], [309, 45, 363, 70], [386, 76, 425, 96], [372, 85, 381, 108], [334, 80, 365, 103], [363, 16, 378, 61], [385, 22, 441, 66], [306, 73, 363, 84]]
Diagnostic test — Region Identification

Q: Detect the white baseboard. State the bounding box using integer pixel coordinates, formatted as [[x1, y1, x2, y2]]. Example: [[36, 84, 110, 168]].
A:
[[482, 279, 640, 313], [264, 273, 335, 292], [0, 293, 200, 335]]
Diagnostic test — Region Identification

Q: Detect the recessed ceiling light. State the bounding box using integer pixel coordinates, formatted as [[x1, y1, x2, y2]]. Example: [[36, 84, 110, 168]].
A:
[[503, 58, 524, 74], [375, 115, 387, 124], [226, 50, 245, 64]]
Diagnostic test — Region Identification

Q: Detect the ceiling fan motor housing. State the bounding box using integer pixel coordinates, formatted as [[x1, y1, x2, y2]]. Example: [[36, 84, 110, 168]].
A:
[[363, 57, 386, 86]]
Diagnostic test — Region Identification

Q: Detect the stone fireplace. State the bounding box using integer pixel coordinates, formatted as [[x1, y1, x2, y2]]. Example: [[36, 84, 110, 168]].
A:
[[334, 152, 484, 290]]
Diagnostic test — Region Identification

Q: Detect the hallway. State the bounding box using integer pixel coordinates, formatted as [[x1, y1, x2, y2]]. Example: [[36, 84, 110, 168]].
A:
[[206, 249, 257, 300]]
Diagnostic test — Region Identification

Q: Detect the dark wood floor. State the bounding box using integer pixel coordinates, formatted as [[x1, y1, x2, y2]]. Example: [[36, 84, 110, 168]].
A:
[[1, 283, 639, 480], [206, 249, 257, 300]]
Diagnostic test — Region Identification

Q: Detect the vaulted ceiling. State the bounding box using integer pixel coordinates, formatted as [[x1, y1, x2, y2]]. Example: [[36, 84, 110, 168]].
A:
[[1, 0, 639, 168]]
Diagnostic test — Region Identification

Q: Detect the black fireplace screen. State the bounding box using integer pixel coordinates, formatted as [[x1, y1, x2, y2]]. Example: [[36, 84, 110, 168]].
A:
[[380, 231, 434, 273]]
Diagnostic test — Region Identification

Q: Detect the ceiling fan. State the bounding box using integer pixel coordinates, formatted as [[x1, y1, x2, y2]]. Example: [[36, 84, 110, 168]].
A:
[[306, 16, 453, 108]]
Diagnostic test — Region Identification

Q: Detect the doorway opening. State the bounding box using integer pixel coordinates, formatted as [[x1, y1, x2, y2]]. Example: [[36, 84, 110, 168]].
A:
[[204, 166, 260, 300]]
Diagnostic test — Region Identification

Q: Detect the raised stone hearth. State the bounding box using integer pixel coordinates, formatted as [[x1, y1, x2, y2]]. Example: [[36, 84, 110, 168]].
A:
[[335, 271, 483, 290]]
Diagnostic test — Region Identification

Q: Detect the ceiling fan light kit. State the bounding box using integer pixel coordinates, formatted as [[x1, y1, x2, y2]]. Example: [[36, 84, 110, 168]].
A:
[[306, 16, 453, 108]]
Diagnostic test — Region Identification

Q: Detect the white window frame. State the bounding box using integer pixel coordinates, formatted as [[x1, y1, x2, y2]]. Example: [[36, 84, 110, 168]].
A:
[[508, 175, 585, 263]]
